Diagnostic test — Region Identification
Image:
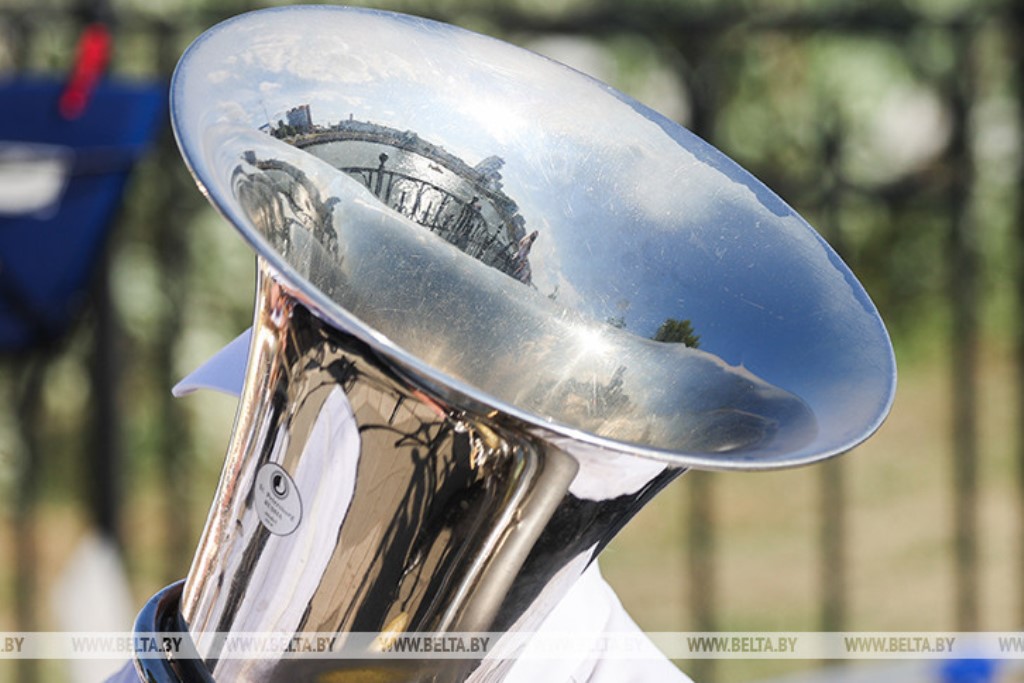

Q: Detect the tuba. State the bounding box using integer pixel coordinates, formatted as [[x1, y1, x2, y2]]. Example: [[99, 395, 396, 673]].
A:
[[133, 5, 896, 681]]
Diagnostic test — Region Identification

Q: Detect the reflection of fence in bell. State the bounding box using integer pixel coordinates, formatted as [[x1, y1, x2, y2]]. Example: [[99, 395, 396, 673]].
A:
[[272, 113, 536, 285]]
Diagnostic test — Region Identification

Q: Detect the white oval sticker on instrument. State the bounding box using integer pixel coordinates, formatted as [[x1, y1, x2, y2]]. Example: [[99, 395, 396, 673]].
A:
[[255, 462, 302, 535]]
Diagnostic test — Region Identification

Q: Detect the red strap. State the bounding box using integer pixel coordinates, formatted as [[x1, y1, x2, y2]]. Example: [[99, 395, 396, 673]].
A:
[[59, 23, 112, 120]]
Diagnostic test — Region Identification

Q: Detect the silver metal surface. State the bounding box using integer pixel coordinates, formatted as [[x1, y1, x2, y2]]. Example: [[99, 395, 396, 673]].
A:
[[162, 5, 897, 681], [181, 264, 679, 681]]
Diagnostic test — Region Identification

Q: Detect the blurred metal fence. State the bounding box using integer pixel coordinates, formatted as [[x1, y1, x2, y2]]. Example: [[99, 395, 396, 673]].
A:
[[1, 2, 1021, 682]]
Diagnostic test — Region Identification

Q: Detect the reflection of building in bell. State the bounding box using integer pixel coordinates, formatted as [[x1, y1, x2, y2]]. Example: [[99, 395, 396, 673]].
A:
[[268, 109, 535, 285], [234, 151, 340, 259], [513, 230, 539, 283], [286, 105, 313, 132]]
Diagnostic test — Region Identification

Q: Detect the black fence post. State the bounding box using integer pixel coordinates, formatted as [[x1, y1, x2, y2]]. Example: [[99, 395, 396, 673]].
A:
[[88, 238, 122, 544], [152, 18, 197, 584], [948, 20, 980, 633], [819, 113, 847, 634], [685, 39, 722, 683], [1012, 0, 1024, 631], [12, 359, 45, 683], [687, 471, 717, 681]]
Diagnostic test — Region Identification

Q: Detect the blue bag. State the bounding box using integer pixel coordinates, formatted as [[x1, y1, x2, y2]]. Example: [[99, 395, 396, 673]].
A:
[[0, 78, 165, 350]]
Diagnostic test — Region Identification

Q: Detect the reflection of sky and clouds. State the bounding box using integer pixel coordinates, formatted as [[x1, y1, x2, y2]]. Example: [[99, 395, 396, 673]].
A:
[[174, 6, 895, 466]]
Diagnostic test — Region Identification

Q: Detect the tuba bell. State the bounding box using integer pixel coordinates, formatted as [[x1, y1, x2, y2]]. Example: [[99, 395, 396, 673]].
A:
[[132, 5, 896, 681]]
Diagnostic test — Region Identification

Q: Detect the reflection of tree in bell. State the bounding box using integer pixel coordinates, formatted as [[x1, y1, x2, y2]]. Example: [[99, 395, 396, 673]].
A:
[[653, 318, 700, 348]]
